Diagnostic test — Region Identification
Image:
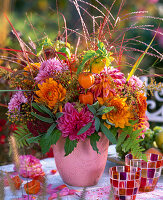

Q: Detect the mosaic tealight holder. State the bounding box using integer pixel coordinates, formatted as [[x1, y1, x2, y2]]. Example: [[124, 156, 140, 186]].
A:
[[125, 153, 163, 193], [109, 166, 141, 200]]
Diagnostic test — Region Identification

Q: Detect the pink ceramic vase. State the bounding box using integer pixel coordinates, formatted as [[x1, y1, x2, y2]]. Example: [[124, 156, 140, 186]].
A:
[[52, 133, 109, 187]]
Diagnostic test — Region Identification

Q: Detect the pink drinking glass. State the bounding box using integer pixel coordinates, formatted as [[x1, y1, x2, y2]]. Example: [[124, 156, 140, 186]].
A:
[[109, 166, 141, 200], [125, 153, 163, 192]]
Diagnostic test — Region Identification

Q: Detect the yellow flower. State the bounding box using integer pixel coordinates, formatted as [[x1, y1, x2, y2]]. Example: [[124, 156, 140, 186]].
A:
[[35, 78, 66, 109], [91, 57, 106, 74], [98, 96, 132, 129]]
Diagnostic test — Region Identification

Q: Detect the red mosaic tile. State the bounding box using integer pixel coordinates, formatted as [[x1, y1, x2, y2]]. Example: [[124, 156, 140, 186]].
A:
[[119, 181, 126, 188], [147, 169, 155, 178], [113, 171, 119, 179], [113, 180, 118, 187], [140, 177, 147, 187], [148, 161, 156, 168], [126, 188, 134, 195], [141, 161, 147, 168], [119, 189, 126, 195], [135, 171, 140, 179], [141, 169, 147, 178], [127, 180, 134, 188], [125, 166, 130, 172], [114, 196, 120, 200], [156, 160, 161, 168]]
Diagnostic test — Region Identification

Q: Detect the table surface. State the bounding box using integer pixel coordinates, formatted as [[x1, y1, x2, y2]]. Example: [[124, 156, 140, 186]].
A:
[[0, 145, 162, 200]]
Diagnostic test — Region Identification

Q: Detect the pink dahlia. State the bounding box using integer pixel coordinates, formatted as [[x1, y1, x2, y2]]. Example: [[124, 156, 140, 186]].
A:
[[8, 90, 27, 112], [91, 67, 126, 99], [35, 58, 68, 83], [14, 155, 44, 178], [57, 103, 95, 141], [102, 67, 126, 86]]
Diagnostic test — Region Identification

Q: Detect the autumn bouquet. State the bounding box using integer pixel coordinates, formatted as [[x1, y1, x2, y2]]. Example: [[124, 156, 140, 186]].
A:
[[1, 0, 163, 161], [2, 33, 151, 160]]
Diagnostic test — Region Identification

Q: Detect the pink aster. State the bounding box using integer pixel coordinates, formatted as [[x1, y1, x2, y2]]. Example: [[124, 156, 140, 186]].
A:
[[128, 75, 143, 92], [14, 155, 44, 178], [57, 103, 95, 141], [8, 90, 27, 112], [35, 58, 68, 83]]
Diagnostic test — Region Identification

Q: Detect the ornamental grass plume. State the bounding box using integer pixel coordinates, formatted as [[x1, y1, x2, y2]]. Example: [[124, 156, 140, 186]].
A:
[[9, 135, 20, 171], [0, 171, 5, 200]]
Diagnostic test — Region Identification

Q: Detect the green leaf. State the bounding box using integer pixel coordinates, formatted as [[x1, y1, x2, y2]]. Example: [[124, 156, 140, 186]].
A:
[[31, 112, 54, 123], [102, 107, 114, 113], [97, 106, 114, 116], [38, 105, 54, 118], [13, 125, 33, 149], [32, 102, 44, 113], [36, 37, 53, 56], [129, 120, 139, 126], [32, 103, 54, 118], [87, 104, 96, 115], [50, 129, 61, 145], [92, 101, 99, 110], [96, 41, 107, 55], [27, 135, 42, 144], [90, 132, 100, 153], [116, 131, 128, 147], [97, 105, 106, 112], [126, 34, 156, 82], [56, 112, 63, 119], [110, 127, 117, 136], [77, 50, 96, 74], [59, 47, 71, 59], [46, 123, 56, 138], [95, 117, 100, 132], [39, 135, 51, 154], [64, 138, 78, 156], [100, 123, 117, 144], [77, 122, 92, 135], [39, 129, 61, 154]]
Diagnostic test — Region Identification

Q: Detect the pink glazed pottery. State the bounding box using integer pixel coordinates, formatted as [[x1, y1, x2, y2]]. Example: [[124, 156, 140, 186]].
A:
[[53, 132, 109, 187]]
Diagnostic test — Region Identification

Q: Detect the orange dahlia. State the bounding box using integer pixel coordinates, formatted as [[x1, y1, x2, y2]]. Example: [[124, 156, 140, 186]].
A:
[[35, 78, 66, 109], [98, 96, 132, 128]]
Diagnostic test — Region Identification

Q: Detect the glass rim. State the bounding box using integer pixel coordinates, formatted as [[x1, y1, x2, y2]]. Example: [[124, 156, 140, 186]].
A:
[[109, 166, 141, 176], [125, 153, 163, 162]]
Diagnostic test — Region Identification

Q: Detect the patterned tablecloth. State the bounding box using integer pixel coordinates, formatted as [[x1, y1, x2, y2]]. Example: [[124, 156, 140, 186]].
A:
[[0, 145, 162, 200]]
